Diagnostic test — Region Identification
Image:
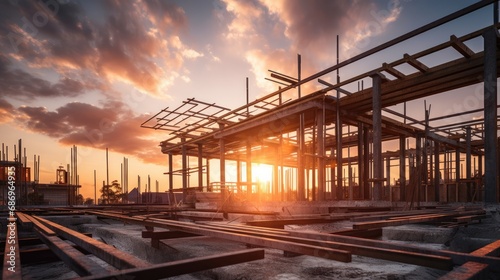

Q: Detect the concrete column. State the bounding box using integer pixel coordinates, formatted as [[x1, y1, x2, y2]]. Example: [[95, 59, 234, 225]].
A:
[[168, 153, 173, 192], [466, 126, 472, 201], [298, 114, 306, 200], [246, 141, 252, 194], [317, 109, 325, 201], [206, 158, 210, 190], [363, 126, 370, 200], [455, 148, 461, 202], [198, 143, 203, 189], [181, 137, 187, 201], [386, 156, 390, 200], [371, 73, 384, 200], [483, 27, 498, 203], [434, 141, 440, 202], [358, 123, 364, 200], [416, 135, 422, 205], [219, 124, 226, 202], [237, 159, 241, 193], [399, 136, 406, 201], [335, 117, 343, 200]]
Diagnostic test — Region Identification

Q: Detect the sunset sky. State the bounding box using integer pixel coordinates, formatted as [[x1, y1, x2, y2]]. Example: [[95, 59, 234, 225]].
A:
[[0, 0, 496, 200]]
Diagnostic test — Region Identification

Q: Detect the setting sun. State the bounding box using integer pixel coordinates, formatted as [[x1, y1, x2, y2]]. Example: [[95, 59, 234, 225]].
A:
[[252, 163, 273, 183]]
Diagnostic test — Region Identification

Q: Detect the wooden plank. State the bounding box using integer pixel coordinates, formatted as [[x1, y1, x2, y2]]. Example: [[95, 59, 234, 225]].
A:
[[3, 217, 21, 280], [86, 210, 352, 263], [89, 211, 452, 269], [471, 239, 500, 257], [438, 261, 489, 280], [31, 216, 149, 269], [174, 216, 450, 269], [33, 228, 110, 276], [142, 230, 200, 239], [353, 210, 486, 230], [404, 53, 429, 73], [246, 217, 346, 228], [287, 229, 500, 271], [450, 35, 475, 58], [0, 245, 90, 265], [331, 228, 383, 239], [24, 214, 56, 236], [79, 248, 265, 280], [14, 212, 33, 229]]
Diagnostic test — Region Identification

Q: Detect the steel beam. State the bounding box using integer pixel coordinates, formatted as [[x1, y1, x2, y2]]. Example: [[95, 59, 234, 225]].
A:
[[483, 27, 499, 203], [33, 228, 110, 276], [79, 249, 265, 280], [317, 108, 325, 201], [372, 73, 384, 200], [31, 216, 149, 269], [87, 211, 351, 262]]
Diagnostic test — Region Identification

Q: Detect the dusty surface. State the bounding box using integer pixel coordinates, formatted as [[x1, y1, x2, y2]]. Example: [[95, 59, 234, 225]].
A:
[[12, 205, 500, 279]]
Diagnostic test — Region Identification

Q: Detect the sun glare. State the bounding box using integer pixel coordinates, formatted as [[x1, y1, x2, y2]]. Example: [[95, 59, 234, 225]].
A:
[[252, 163, 273, 183]]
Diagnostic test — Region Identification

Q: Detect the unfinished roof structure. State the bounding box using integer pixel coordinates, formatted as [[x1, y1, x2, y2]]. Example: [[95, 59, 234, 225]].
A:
[[4, 2, 500, 279], [142, 0, 500, 207]]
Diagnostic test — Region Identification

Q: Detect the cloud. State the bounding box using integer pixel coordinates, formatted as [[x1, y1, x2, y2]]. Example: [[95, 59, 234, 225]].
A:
[[0, 99, 15, 124], [0, 0, 202, 98], [16, 100, 166, 164], [0, 53, 88, 99], [220, 0, 403, 93]]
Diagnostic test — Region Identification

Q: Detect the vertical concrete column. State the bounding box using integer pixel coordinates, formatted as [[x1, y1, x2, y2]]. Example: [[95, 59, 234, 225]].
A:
[[434, 141, 440, 202], [219, 124, 226, 202], [206, 158, 210, 190], [455, 148, 461, 202], [483, 27, 498, 203], [399, 136, 406, 201], [317, 108, 325, 201], [181, 137, 187, 201], [416, 135, 422, 205], [363, 126, 371, 199], [358, 123, 364, 200], [198, 143, 203, 190], [298, 114, 306, 200], [335, 107, 343, 200], [246, 141, 252, 194], [273, 155, 279, 200], [386, 156, 390, 200], [168, 152, 173, 192], [236, 159, 241, 193], [466, 126, 472, 201], [371, 73, 384, 200]]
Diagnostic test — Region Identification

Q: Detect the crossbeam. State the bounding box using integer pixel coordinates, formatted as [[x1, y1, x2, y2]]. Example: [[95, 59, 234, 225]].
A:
[[31, 215, 149, 269], [79, 248, 264, 280]]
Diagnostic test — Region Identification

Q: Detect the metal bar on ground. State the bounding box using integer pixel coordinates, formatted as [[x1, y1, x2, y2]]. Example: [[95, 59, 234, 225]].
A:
[[31, 215, 149, 269], [32, 228, 110, 277], [86, 210, 352, 262], [3, 216, 21, 280], [79, 248, 265, 280]]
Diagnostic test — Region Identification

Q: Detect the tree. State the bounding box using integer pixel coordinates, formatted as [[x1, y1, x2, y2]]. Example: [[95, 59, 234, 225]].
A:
[[84, 197, 94, 206], [100, 180, 123, 204], [76, 194, 84, 205]]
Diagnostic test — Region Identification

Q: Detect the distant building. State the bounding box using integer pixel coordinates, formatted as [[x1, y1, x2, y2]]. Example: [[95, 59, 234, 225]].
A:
[[126, 188, 182, 205], [0, 161, 30, 206], [1, 162, 79, 206]]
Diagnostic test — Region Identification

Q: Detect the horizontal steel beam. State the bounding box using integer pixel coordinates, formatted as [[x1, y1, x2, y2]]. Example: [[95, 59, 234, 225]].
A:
[[33, 228, 109, 276], [32, 215, 149, 269], [86, 211, 352, 263], [79, 248, 265, 280]]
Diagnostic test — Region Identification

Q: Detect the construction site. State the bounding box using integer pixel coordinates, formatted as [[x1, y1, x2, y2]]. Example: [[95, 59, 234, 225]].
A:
[[2, 1, 500, 279]]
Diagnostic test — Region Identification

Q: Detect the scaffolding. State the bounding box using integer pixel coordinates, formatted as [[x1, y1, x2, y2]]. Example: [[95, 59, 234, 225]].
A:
[[142, 0, 500, 205]]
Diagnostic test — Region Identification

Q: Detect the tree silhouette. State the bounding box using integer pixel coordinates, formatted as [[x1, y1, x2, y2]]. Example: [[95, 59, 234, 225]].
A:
[[100, 180, 123, 204]]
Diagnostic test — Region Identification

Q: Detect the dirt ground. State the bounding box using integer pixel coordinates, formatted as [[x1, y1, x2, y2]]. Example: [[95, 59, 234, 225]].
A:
[[15, 205, 500, 279]]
